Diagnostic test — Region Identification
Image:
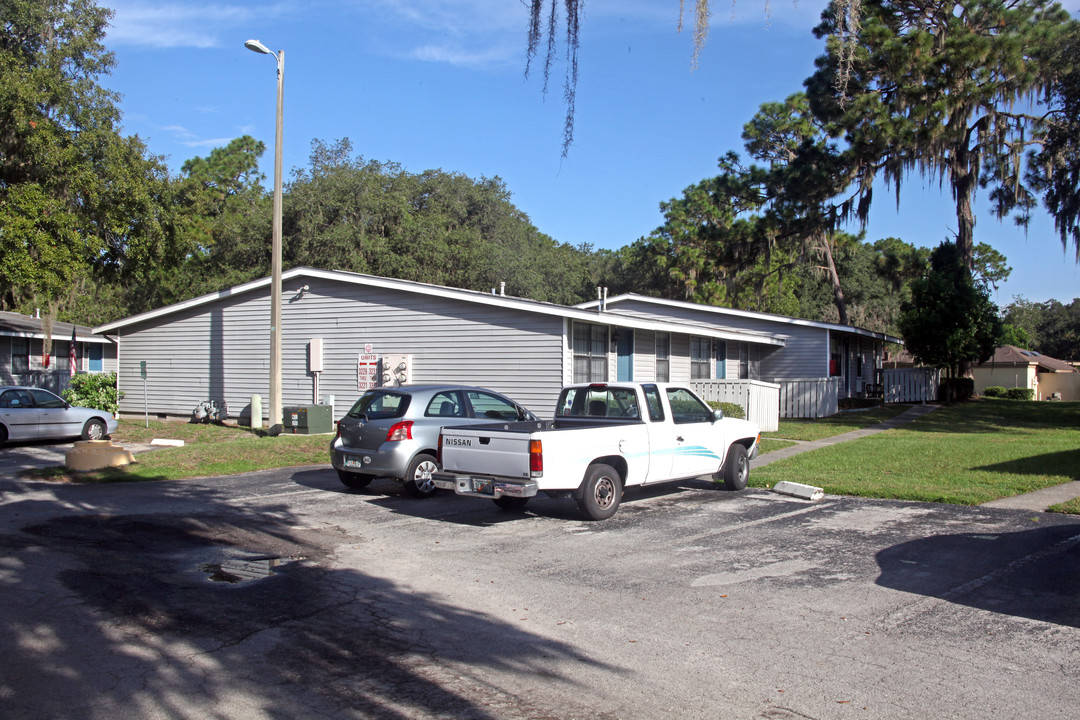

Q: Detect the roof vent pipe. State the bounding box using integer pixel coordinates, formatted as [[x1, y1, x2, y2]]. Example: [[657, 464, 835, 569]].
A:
[[499, 281, 506, 297], [603, 287, 608, 312]]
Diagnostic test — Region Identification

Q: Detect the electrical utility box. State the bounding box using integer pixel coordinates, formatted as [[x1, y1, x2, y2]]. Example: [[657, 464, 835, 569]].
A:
[[282, 405, 334, 434]]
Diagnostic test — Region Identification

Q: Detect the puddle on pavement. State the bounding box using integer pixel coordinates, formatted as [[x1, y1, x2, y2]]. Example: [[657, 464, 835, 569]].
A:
[[197, 556, 299, 584]]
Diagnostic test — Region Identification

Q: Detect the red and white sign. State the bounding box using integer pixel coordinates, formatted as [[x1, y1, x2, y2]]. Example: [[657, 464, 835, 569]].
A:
[[357, 353, 379, 390]]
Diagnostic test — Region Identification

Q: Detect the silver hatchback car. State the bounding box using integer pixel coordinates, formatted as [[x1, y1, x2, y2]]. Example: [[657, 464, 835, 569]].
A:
[[0, 386, 118, 445], [330, 384, 537, 497]]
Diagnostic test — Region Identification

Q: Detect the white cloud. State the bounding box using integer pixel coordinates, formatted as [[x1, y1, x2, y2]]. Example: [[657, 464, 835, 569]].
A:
[[101, 1, 292, 48], [179, 136, 243, 148]]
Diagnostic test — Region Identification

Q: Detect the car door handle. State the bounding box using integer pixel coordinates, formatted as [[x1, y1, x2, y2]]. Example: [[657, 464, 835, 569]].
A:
[[676, 436, 684, 443]]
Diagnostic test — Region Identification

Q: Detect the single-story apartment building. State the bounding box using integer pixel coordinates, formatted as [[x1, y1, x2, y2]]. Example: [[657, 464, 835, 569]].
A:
[[973, 345, 1078, 401], [93, 268, 789, 423], [577, 293, 902, 400], [0, 311, 118, 394]]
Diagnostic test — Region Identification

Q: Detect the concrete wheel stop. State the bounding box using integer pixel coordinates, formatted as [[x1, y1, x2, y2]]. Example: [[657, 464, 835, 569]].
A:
[[65, 440, 135, 472], [771, 481, 825, 501]]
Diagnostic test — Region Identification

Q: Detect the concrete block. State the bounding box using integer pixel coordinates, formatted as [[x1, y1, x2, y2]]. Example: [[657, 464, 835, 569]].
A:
[[151, 438, 185, 447], [65, 440, 135, 472], [772, 481, 825, 501]]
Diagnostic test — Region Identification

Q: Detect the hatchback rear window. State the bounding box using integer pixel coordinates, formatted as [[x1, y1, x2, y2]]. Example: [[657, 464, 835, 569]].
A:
[[345, 390, 410, 420]]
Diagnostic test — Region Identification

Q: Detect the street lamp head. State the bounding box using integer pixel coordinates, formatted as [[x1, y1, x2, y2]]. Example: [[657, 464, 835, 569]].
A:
[[244, 39, 271, 55]]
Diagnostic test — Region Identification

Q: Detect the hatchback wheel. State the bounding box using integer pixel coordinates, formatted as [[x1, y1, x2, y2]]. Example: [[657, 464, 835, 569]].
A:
[[403, 454, 439, 498]]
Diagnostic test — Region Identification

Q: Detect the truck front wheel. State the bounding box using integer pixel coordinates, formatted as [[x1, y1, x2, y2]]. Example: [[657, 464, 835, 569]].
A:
[[577, 463, 623, 521], [722, 444, 749, 491]]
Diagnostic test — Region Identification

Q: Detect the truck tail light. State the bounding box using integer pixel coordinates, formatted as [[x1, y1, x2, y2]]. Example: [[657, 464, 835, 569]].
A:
[[529, 438, 543, 475], [436, 431, 444, 464], [386, 421, 413, 442]]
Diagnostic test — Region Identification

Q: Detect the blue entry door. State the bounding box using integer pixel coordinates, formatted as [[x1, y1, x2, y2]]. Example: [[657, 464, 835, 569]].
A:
[[616, 329, 634, 381]]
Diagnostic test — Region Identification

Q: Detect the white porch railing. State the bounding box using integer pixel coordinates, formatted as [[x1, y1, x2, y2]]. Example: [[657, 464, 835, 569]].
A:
[[690, 380, 780, 432], [769, 377, 841, 419], [883, 368, 939, 403]]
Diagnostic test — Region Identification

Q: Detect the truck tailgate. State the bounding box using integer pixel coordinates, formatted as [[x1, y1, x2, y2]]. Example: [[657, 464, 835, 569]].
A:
[[440, 426, 533, 480]]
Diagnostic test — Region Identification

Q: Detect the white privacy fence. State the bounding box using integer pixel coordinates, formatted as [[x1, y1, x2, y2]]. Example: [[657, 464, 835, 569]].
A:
[[693, 369, 938, 426], [773, 378, 841, 419], [690, 380, 780, 432], [882, 368, 940, 403]]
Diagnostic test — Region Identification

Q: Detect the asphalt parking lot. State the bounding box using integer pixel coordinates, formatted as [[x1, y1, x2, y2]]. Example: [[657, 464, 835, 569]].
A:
[[1, 454, 1078, 719]]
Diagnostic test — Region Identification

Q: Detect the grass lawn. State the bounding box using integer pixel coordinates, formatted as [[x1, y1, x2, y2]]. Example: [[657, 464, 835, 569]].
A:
[[28, 419, 332, 483], [753, 400, 1080, 506], [766, 404, 913, 442], [1050, 497, 1080, 515]]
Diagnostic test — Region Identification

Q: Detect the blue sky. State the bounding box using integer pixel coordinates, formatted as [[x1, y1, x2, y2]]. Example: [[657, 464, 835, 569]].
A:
[[99, 0, 1079, 305]]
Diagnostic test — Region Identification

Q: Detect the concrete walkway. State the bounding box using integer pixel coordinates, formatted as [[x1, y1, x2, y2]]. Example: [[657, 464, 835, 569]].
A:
[[755, 403, 1080, 512]]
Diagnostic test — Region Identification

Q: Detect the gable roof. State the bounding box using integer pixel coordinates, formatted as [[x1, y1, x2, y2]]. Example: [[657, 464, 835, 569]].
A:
[[577, 292, 902, 344], [94, 267, 786, 347], [978, 345, 1076, 373], [0, 311, 111, 345]]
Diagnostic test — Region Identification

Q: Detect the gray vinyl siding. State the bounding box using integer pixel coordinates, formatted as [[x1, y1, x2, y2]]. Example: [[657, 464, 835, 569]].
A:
[[608, 299, 831, 381], [115, 275, 566, 422], [670, 334, 691, 380], [634, 329, 655, 381], [757, 327, 825, 380]]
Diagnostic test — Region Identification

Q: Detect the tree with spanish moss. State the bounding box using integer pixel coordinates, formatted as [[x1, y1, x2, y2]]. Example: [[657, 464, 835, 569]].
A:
[[805, 0, 1079, 270]]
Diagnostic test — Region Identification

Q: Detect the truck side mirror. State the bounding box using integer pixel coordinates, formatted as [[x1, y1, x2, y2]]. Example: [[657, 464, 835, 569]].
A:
[[712, 408, 724, 422]]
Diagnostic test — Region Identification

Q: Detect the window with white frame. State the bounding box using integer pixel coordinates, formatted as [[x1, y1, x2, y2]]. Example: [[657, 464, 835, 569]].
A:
[[655, 333, 670, 382], [573, 322, 608, 383], [11, 337, 29, 374], [739, 342, 750, 379], [690, 337, 711, 379], [53, 341, 69, 371]]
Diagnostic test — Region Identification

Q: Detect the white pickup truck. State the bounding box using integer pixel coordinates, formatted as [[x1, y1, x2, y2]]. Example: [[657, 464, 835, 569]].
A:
[[432, 382, 761, 520]]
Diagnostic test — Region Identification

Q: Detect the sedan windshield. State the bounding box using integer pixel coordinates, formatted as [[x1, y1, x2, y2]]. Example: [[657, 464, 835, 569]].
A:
[[346, 390, 410, 420]]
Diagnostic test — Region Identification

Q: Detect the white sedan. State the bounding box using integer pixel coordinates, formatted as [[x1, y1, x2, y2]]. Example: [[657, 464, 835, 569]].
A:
[[0, 386, 117, 444]]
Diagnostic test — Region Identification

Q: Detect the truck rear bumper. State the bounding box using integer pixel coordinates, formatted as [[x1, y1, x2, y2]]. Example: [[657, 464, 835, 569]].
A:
[[432, 472, 539, 499]]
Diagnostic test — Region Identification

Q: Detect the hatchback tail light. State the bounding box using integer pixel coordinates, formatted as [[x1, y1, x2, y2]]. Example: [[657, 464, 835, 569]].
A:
[[386, 421, 413, 442]]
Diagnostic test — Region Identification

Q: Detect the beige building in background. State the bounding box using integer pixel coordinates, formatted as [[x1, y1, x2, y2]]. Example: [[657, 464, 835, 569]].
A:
[[973, 345, 1078, 401]]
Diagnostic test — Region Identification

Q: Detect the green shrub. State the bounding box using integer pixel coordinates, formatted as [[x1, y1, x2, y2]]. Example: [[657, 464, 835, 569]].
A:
[[1005, 387, 1034, 401], [707, 401, 745, 419], [982, 386, 1006, 398], [62, 372, 122, 414]]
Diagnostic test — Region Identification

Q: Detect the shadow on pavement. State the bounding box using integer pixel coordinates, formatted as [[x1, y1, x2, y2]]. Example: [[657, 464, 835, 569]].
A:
[[0, 481, 618, 719], [875, 524, 1080, 628]]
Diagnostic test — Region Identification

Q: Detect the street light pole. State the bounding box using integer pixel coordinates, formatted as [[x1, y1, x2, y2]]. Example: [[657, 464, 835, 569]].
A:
[[245, 39, 284, 434]]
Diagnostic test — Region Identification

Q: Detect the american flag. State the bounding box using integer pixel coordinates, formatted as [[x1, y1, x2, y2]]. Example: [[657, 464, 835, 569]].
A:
[[70, 326, 77, 374]]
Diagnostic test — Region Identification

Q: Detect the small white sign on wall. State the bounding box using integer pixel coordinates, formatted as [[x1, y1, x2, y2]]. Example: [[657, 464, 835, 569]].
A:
[[357, 352, 379, 390]]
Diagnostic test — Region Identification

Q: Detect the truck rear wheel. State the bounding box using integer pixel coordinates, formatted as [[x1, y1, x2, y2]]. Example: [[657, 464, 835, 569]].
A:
[[722, 444, 749, 491], [577, 463, 622, 521]]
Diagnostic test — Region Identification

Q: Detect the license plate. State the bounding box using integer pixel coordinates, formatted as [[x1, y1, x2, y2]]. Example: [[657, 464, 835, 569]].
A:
[[344, 457, 364, 468], [473, 478, 494, 495]]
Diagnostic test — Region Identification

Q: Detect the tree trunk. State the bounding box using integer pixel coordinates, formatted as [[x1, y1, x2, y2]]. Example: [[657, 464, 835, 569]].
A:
[[953, 163, 976, 270], [818, 232, 849, 325]]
